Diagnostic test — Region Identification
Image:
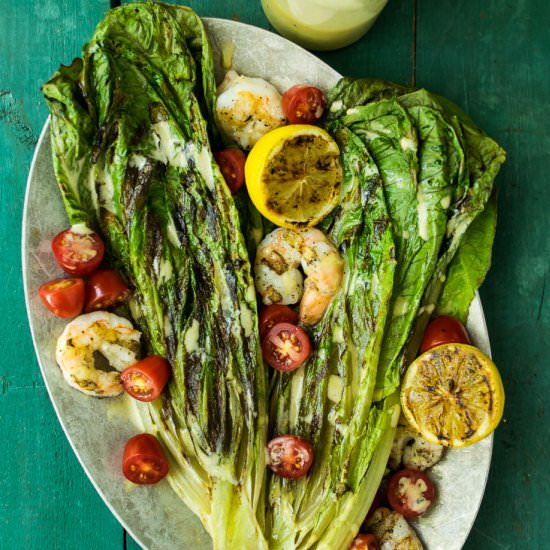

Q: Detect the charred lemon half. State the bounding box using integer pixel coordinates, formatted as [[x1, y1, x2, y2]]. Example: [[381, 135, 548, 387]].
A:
[[245, 125, 342, 228], [400, 343, 505, 448]]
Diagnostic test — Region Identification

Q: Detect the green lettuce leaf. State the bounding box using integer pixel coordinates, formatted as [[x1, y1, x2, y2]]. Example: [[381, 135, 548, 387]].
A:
[[435, 191, 498, 322]]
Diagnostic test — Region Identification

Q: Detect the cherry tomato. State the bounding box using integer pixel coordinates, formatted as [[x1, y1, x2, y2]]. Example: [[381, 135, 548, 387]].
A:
[[84, 269, 130, 312], [262, 322, 312, 372], [386, 468, 436, 518], [214, 148, 246, 193], [122, 433, 169, 485], [52, 226, 105, 276], [120, 356, 171, 402], [38, 277, 85, 318], [282, 84, 327, 125], [419, 315, 471, 354], [259, 304, 299, 340], [350, 533, 380, 550], [266, 435, 314, 479]]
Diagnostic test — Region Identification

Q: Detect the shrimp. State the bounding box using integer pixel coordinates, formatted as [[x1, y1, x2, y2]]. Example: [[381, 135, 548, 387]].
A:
[[254, 227, 344, 325], [389, 416, 444, 471], [56, 311, 141, 397], [366, 507, 424, 550], [215, 70, 286, 150]]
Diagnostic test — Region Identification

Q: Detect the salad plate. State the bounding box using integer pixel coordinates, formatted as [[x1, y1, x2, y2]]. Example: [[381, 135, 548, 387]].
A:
[[22, 17, 492, 550]]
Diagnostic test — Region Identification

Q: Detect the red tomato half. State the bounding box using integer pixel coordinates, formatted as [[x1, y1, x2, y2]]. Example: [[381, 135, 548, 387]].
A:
[[122, 433, 169, 485], [214, 148, 246, 193], [38, 277, 85, 318], [282, 84, 327, 125], [120, 356, 172, 402], [262, 322, 312, 372], [52, 226, 104, 276], [387, 468, 436, 518], [419, 315, 471, 354], [84, 269, 130, 312], [350, 533, 380, 550], [259, 304, 299, 340], [266, 435, 314, 479]]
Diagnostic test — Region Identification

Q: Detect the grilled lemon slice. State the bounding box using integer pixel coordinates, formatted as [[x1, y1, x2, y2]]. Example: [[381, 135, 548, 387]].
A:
[[400, 343, 505, 448], [245, 124, 342, 228]]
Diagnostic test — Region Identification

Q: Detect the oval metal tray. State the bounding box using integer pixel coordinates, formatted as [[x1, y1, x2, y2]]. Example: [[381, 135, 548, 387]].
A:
[[22, 17, 492, 550]]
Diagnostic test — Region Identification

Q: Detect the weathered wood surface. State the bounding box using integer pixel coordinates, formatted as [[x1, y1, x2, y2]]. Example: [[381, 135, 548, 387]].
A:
[[1, 0, 547, 548]]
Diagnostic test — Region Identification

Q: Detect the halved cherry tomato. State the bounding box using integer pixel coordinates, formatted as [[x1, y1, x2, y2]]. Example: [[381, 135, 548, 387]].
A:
[[122, 433, 169, 485], [350, 533, 380, 550], [266, 435, 313, 479], [419, 315, 471, 354], [52, 226, 105, 276], [84, 269, 130, 312], [262, 322, 312, 372], [120, 356, 171, 402], [282, 84, 327, 125], [214, 148, 246, 193], [387, 468, 436, 518], [259, 304, 299, 340], [38, 277, 85, 318]]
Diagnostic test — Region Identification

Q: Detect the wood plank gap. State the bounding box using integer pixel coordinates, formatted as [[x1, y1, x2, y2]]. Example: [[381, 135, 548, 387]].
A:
[[411, 0, 417, 88]]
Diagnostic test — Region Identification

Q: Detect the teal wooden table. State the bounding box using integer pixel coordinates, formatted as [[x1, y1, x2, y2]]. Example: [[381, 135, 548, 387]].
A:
[[1, 1, 548, 548]]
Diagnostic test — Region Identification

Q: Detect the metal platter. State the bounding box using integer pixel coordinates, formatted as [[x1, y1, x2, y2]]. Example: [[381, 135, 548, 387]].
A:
[[22, 17, 492, 550]]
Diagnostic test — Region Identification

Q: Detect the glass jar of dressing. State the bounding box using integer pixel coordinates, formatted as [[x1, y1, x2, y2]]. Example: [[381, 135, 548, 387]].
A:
[[261, 0, 388, 51]]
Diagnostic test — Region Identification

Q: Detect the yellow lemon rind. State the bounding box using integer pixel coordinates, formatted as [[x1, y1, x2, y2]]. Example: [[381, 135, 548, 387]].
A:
[[245, 124, 342, 229], [400, 343, 505, 449]]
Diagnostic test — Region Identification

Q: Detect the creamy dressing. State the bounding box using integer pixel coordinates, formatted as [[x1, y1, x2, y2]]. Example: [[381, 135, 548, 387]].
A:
[[440, 194, 451, 209], [261, 0, 388, 50], [400, 136, 416, 151], [158, 257, 173, 283], [240, 305, 254, 337], [184, 319, 200, 353], [97, 164, 116, 214], [220, 40, 235, 70], [289, 367, 305, 427], [187, 142, 215, 191], [106, 394, 144, 429], [213, 264, 233, 314], [128, 153, 148, 170], [165, 219, 181, 248], [416, 189, 429, 241], [163, 314, 173, 338], [327, 374, 344, 403], [333, 323, 345, 344], [150, 121, 215, 191], [393, 296, 409, 317], [71, 222, 94, 235], [330, 99, 343, 113]]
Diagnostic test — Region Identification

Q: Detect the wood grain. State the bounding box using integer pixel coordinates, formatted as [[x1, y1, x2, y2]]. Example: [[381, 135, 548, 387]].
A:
[[416, 1, 550, 548], [0, 1, 124, 548], [2, 0, 548, 548]]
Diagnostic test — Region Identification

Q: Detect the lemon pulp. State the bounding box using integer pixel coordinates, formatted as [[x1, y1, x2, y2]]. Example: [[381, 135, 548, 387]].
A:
[[245, 124, 342, 228], [400, 343, 505, 448]]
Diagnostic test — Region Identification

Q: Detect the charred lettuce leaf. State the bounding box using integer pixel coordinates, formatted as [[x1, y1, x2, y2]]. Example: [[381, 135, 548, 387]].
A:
[[43, 4, 268, 549]]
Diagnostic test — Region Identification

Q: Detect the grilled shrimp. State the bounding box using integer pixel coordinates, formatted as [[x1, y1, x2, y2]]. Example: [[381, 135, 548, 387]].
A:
[[366, 507, 424, 550], [389, 416, 444, 471], [56, 311, 141, 397], [215, 70, 286, 150], [254, 227, 344, 325]]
